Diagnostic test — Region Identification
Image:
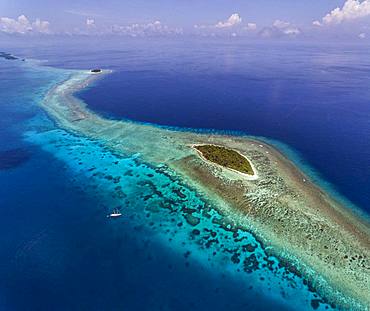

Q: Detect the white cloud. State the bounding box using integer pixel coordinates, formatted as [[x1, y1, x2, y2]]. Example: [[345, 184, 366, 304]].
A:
[[111, 20, 182, 37], [32, 19, 50, 33], [215, 13, 242, 28], [65, 10, 102, 18], [283, 28, 301, 35], [194, 13, 256, 36], [273, 19, 301, 35], [86, 19, 95, 27], [259, 20, 301, 38], [312, 20, 322, 27], [318, 0, 370, 25], [0, 15, 31, 34], [273, 20, 290, 28], [0, 15, 51, 34], [246, 22, 257, 30], [359, 32, 366, 38]]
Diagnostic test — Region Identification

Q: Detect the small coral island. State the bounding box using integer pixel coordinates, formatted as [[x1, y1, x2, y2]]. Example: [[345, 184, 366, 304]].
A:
[[194, 144, 254, 175]]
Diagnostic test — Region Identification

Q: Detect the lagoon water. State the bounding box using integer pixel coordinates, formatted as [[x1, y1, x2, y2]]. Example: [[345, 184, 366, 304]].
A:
[[1, 38, 369, 310]]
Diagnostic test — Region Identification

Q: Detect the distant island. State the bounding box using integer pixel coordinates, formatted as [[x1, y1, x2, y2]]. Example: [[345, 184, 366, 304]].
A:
[[90, 69, 102, 73], [0, 52, 18, 60], [194, 144, 254, 176]]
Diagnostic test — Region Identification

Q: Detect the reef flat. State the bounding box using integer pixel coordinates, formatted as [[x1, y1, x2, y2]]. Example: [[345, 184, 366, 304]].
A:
[[41, 70, 370, 310]]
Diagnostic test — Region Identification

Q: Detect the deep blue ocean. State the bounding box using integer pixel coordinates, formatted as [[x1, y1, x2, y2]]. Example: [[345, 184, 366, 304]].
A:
[[0, 38, 369, 310]]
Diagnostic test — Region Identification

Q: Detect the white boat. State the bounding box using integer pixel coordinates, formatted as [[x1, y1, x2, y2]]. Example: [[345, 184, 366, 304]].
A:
[[107, 208, 122, 218]]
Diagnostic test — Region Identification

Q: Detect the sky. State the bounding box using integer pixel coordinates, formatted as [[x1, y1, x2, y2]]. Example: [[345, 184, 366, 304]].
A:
[[1, 0, 370, 39]]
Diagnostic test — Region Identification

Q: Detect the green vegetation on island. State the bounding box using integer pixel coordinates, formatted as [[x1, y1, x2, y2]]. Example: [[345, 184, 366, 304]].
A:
[[194, 144, 254, 175]]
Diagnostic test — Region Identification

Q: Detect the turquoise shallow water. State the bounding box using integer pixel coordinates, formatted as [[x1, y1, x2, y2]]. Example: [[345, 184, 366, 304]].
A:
[[0, 53, 348, 310], [25, 119, 333, 311]]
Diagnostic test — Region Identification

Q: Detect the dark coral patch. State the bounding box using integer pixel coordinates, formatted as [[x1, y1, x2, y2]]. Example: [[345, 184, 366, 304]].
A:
[[184, 214, 200, 226], [0, 148, 31, 170], [243, 254, 259, 273], [310, 299, 323, 310], [242, 243, 257, 253]]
